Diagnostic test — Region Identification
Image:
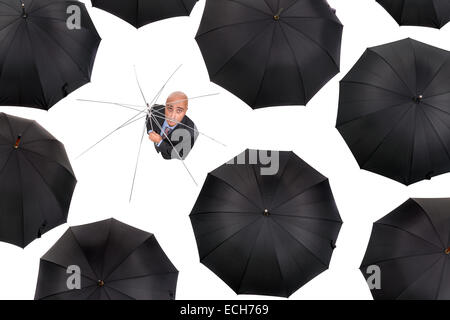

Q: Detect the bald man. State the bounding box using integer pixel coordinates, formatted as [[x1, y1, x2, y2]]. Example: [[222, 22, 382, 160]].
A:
[[146, 91, 198, 160]]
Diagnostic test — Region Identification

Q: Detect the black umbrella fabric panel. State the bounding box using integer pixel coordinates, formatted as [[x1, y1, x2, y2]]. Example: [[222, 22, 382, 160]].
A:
[[0, 113, 76, 248], [35, 218, 178, 300], [361, 198, 450, 300], [376, 0, 450, 29], [195, 0, 343, 109], [91, 0, 199, 28], [337, 38, 450, 186], [190, 149, 343, 298], [0, 0, 101, 110]]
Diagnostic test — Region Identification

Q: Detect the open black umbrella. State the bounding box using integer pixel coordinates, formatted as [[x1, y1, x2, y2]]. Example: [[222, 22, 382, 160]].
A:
[[0, 0, 101, 110], [376, 0, 450, 29], [91, 0, 199, 28], [195, 0, 343, 109], [190, 149, 342, 297], [35, 218, 178, 300], [337, 38, 450, 185], [0, 113, 76, 248], [360, 198, 450, 300]]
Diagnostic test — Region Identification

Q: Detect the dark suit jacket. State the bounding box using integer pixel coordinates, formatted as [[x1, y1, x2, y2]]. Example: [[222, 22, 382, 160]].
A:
[[146, 104, 198, 160]]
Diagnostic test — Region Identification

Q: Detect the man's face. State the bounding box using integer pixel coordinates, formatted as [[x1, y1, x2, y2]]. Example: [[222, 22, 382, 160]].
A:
[[165, 97, 187, 127]]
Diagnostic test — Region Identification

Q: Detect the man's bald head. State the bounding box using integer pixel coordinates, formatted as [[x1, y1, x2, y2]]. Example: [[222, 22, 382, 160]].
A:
[[165, 91, 188, 126]]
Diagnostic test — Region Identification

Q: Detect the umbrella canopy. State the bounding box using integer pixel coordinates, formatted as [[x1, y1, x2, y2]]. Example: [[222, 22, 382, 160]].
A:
[[195, 0, 343, 109], [0, 0, 101, 110], [376, 0, 450, 29], [91, 0, 199, 28], [337, 38, 450, 185], [190, 149, 342, 297], [360, 198, 450, 300], [0, 113, 76, 248], [35, 218, 178, 300]]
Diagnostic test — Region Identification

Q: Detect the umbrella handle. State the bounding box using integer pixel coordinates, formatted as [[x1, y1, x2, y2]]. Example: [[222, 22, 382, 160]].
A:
[[13, 135, 21, 149]]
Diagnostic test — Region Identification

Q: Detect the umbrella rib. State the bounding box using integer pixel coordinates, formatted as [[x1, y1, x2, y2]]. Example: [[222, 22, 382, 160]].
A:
[[360, 251, 442, 269], [394, 255, 444, 300], [267, 142, 292, 210], [177, 0, 188, 13], [151, 111, 227, 147], [150, 64, 183, 108], [251, 164, 265, 207], [270, 217, 328, 267], [278, 22, 308, 102], [99, 219, 113, 280], [77, 99, 143, 111], [271, 178, 328, 211], [104, 285, 136, 300], [281, 16, 343, 27], [76, 110, 149, 158], [30, 21, 88, 79], [421, 100, 450, 117], [376, 222, 443, 250], [102, 287, 113, 300], [25, 22, 48, 107], [21, 148, 75, 185], [359, 105, 413, 168], [236, 220, 265, 294], [271, 213, 342, 224], [150, 114, 198, 185], [199, 216, 262, 261], [15, 151, 25, 247], [212, 175, 262, 210], [407, 106, 417, 183], [0, 16, 19, 34], [267, 220, 289, 297], [0, 151, 13, 178], [85, 287, 100, 300], [37, 284, 98, 300], [107, 271, 179, 283], [226, 0, 271, 17], [337, 101, 413, 127], [194, 217, 258, 240], [128, 122, 147, 202], [340, 80, 412, 99], [419, 106, 450, 162], [69, 228, 101, 280], [103, 236, 152, 281], [251, 22, 276, 107], [422, 56, 450, 96], [281, 19, 339, 70], [209, 22, 273, 78], [0, 20, 22, 89], [412, 199, 447, 248], [434, 255, 448, 299], [272, 214, 339, 244], [367, 49, 414, 96], [196, 19, 270, 38], [40, 259, 98, 283], [0, 1, 20, 12], [191, 211, 260, 216]]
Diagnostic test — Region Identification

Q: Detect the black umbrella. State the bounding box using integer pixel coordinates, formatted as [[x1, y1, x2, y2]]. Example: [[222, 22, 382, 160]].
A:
[[0, 0, 101, 110], [337, 38, 450, 185], [91, 0, 199, 28], [195, 0, 343, 109], [376, 0, 450, 29], [360, 198, 450, 300], [190, 149, 342, 297], [0, 113, 76, 248], [35, 218, 178, 300]]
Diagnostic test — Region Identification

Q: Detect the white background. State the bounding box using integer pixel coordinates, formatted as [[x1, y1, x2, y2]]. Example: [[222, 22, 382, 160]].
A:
[[1, 0, 450, 300]]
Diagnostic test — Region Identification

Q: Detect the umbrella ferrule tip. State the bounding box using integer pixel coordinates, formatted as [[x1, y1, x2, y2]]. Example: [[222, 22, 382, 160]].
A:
[[263, 209, 270, 216]]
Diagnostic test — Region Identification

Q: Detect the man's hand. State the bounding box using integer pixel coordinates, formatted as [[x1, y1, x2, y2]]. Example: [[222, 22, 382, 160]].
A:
[[149, 132, 163, 143]]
